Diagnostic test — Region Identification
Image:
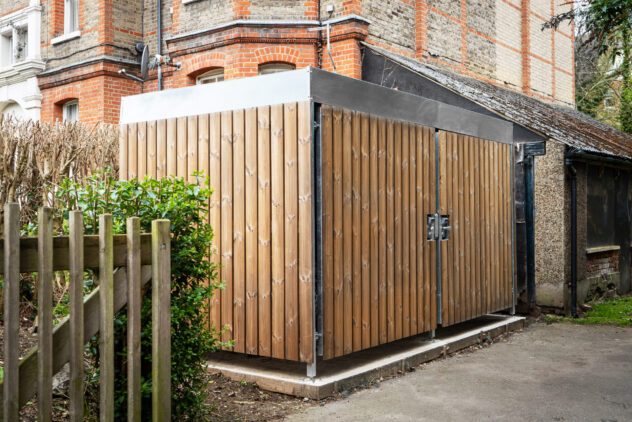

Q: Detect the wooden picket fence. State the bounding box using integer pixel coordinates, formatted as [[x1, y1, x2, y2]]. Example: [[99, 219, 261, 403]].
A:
[[0, 203, 171, 422]]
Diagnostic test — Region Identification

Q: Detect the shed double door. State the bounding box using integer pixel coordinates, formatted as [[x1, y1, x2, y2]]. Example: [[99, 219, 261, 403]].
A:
[[321, 108, 514, 360]]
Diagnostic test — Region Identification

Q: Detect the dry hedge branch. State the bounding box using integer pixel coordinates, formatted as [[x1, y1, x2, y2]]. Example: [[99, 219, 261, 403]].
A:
[[0, 116, 119, 232]]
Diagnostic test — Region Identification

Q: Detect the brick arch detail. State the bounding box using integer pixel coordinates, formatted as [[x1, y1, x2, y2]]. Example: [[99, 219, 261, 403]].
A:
[[52, 87, 80, 106], [254, 46, 302, 66], [184, 51, 228, 78]]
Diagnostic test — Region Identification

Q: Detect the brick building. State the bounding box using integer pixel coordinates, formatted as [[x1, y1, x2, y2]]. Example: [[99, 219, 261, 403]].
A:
[[7, 0, 632, 314], [0, 0, 574, 123]]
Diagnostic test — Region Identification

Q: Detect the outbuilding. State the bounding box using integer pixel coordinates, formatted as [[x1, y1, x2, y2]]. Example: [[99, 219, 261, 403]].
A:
[[119, 67, 518, 375]]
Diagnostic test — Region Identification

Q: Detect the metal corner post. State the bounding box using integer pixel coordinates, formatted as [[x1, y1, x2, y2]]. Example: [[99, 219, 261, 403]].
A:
[[308, 101, 323, 379]]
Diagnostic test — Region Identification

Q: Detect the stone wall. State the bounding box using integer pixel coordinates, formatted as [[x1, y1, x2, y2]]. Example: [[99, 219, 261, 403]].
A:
[[534, 139, 568, 308]]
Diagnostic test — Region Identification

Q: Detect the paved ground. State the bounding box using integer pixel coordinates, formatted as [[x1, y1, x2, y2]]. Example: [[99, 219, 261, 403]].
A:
[[290, 322, 632, 421]]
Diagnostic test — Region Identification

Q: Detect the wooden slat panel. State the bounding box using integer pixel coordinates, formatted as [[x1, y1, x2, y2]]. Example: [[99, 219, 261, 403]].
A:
[[416, 127, 425, 333], [438, 131, 448, 325], [360, 114, 370, 350], [138, 121, 147, 178], [245, 108, 258, 355], [128, 123, 138, 179], [177, 117, 187, 178], [119, 125, 128, 180], [484, 140, 491, 313], [464, 136, 473, 321], [473, 138, 482, 317], [386, 120, 395, 342], [284, 103, 299, 361], [321, 107, 334, 359], [332, 107, 344, 357], [351, 111, 362, 352], [506, 144, 513, 309], [209, 113, 222, 331], [423, 128, 434, 330], [342, 109, 353, 356], [394, 122, 402, 339], [369, 116, 379, 347], [409, 125, 417, 335], [220, 111, 234, 346], [198, 114, 211, 331], [457, 134, 464, 323], [257, 106, 272, 357], [492, 142, 500, 311], [157, 119, 167, 179], [270, 104, 285, 359], [298, 101, 313, 363], [378, 118, 387, 345], [167, 118, 177, 176], [147, 120, 157, 178], [401, 124, 410, 337], [187, 116, 198, 183], [233, 110, 246, 354]]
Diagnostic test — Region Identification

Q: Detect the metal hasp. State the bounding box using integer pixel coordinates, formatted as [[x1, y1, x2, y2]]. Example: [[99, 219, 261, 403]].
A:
[[426, 214, 450, 241]]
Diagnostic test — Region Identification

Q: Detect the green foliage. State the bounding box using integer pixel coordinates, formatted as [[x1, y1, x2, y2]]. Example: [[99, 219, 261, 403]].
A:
[[544, 297, 632, 326], [54, 169, 222, 420]]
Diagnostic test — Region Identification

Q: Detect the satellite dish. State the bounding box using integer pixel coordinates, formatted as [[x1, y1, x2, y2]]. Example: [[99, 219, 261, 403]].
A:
[[140, 45, 150, 81]]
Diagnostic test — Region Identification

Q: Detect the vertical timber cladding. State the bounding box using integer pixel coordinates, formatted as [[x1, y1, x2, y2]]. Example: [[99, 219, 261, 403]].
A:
[[321, 106, 438, 360], [119, 102, 315, 364], [438, 131, 514, 327]]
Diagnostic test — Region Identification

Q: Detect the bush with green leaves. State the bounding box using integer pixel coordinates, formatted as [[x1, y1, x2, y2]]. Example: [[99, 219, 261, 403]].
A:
[[54, 169, 222, 420]]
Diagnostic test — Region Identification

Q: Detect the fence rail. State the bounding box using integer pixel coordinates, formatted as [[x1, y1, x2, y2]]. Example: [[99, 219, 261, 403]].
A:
[[0, 204, 171, 422]]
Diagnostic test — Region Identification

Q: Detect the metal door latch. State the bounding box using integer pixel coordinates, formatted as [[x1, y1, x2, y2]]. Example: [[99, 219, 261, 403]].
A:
[[427, 214, 451, 241]]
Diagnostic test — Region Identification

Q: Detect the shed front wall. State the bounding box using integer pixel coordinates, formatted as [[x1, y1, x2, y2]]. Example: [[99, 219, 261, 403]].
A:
[[119, 101, 315, 364], [320, 106, 515, 360]]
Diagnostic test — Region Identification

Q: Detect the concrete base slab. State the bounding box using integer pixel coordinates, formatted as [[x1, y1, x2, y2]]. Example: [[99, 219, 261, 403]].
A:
[[206, 314, 525, 399]]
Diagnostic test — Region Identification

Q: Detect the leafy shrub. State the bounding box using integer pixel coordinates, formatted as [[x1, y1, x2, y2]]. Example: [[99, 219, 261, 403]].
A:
[[54, 169, 222, 420]]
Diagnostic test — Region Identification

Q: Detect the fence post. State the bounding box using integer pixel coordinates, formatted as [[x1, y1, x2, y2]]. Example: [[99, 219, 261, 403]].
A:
[[127, 217, 142, 422], [152, 219, 171, 422], [3, 203, 19, 422], [38, 207, 53, 422], [99, 214, 114, 422], [69, 211, 84, 422]]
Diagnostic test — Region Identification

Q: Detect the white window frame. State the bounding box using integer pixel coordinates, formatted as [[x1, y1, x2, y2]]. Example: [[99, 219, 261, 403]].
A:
[[64, 0, 79, 34], [1, 29, 13, 67], [258, 63, 295, 75], [196, 68, 224, 85], [63, 100, 78, 122]]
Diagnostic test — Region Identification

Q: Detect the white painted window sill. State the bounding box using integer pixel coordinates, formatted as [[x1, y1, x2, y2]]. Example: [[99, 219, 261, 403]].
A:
[[182, 0, 203, 4], [51, 31, 81, 45]]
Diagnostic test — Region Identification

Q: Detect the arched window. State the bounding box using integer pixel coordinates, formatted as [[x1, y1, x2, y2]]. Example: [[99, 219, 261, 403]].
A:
[[196, 68, 224, 85], [1, 102, 25, 119], [258, 63, 295, 75]]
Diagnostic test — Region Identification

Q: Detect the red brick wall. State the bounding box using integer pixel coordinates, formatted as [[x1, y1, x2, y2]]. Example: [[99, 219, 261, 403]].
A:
[[40, 62, 141, 124], [585, 250, 619, 279]]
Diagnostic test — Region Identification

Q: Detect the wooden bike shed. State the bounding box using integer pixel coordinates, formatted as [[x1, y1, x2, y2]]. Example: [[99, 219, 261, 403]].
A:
[[119, 67, 516, 376]]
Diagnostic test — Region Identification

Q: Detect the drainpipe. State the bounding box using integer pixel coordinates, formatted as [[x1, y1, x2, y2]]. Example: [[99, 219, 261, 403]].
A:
[[524, 155, 536, 309], [317, 0, 322, 68], [565, 155, 578, 318], [157, 0, 163, 91]]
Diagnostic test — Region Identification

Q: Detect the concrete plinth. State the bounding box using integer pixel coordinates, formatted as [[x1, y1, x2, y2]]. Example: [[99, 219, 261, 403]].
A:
[[206, 314, 526, 399]]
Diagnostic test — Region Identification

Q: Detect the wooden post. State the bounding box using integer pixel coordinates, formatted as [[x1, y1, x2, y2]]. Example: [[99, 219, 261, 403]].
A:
[[69, 211, 84, 422], [127, 217, 142, 422], [152, 219, 171, 422], [38, 207, 53, 422], [99, 214, 114, 422], [3, 203, 19, 422]]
